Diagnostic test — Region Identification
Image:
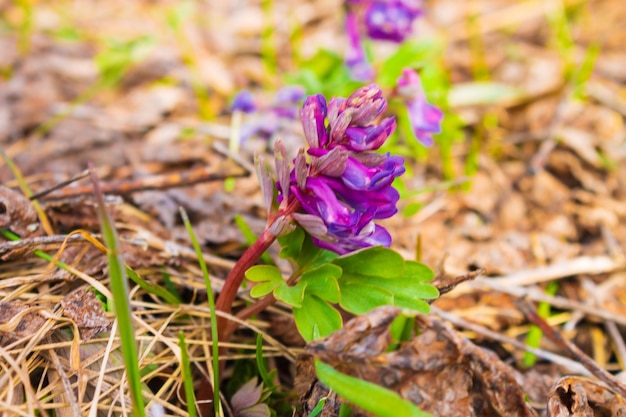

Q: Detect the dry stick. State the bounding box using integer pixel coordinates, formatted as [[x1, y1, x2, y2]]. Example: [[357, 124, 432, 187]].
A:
[[472, 281, 626, 327], [484, 255, 625, 287], [38, 161, 248, 200], [431, 306, 591, 376], [516, 298, 626, 399]]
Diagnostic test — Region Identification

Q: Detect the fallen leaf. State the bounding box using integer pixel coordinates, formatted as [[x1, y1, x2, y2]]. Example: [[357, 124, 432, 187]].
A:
[[304, 306, 538, 417], [547, 376, 626, 417]]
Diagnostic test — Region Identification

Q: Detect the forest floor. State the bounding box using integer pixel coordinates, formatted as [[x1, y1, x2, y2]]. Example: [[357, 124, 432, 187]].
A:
[[0, 0, 625, 416]]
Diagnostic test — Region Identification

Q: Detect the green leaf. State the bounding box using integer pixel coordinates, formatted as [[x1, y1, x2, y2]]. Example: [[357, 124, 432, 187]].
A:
[[403, 261, 435, 282], [246, 265, 283, 298], [337, 256, 438, 314], [274, 280, 307, 308], [300, 264, 342, 303], [246, 265, 283, 283], [278, 227, 306, 264], [314, 360, 433, 417], [332, 247, 404, 279], [245, 265, 307, 307], [278, 227, 337, 270], [339, 282, 394, 315], [294, 296, 342, 342], [378, 40, 441, 88]]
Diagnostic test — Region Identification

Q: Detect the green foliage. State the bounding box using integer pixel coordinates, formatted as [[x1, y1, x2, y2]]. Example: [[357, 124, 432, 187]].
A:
[[178, 333, 198, 417], [248, 228, 438, 342], [180, 208, 222, 417], [90, 167, 146, 417], [95, 36, 156, 89], [377, 40, 442, 89], [522, 281, 559, 368], [286, 49, 362, 97], [314, 360, 433, 417], [246, 265, 307, 307]]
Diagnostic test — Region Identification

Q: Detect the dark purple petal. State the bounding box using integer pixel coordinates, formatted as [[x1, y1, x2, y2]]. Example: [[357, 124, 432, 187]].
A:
[[312, 223, 392, 254], [344, 116, 396, 151], [365, 1, 420, 43], [341, 155, 405, 191], [345, 12, 375, 81], [292, 177, 360, 232], [300, 94, 328, 148], [231, 90, 256, 113], [324, 177, 401, 219]]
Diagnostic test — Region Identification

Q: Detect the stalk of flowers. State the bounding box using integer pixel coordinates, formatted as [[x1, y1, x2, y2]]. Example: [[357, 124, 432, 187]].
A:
[[215, 84, 405, 340], [280, 84, 404, 254]]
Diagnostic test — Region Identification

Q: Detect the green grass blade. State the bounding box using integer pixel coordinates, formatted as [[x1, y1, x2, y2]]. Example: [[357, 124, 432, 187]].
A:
[[255, 334, 276, 390], [314, 359, 432, 417], [178, 333, 198, 417], [89, 165, 145, 417], [306, 397, 327, 417], [180, 207, 222, 417], [125, 265, 180, 305]]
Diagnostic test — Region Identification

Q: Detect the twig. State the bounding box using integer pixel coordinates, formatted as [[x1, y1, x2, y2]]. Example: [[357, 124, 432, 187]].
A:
[[516, 298, 626, 399], [482, 256, 625, 287], [39, 162, 248, 200], [431, 306, 591, 376], [471, 280, 626, 326]]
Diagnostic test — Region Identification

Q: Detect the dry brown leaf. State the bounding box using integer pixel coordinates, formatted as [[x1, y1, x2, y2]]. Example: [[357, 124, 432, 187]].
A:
[[547, 376, 626, 417], [61, 288, 111, 340], [0, 301, 47, 345], [303, 306, 538, 417], [0, 186, 40, 238]]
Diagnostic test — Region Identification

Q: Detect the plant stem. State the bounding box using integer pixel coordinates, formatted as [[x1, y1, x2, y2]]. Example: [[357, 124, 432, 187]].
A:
[[215, 197, 300, 341]]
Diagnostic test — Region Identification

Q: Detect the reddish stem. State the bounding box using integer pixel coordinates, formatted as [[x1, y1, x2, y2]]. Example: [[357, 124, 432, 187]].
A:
[[215, 197, 300, 341]]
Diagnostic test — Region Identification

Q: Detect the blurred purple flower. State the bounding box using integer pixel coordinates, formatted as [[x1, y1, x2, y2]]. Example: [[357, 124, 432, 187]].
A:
[[365, 1, 421, 43], [345, 12, 375, 81], [231, 90, 256, 113], [396, 68, 442, 147], [280, 84, 405, 254], [344, 0, 422, 79], [231, 86, 306, 151]]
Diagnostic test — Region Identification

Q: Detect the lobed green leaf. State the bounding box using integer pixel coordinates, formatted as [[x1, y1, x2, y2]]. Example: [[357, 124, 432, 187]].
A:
[[294, 296, 342, 342]]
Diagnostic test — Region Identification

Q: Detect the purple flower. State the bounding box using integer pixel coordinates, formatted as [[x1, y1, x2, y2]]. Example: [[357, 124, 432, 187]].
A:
[[231, 86, 306, 149], [396, 68, 443, 147], [281, 84, 405, 254], [365, 1, 421, 43], [231, 90, 256, 113], [345, 12, 375, 81]]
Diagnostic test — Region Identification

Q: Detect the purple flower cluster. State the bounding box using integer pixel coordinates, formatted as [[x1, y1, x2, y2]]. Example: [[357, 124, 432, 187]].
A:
[[279, 85, 405, 254]]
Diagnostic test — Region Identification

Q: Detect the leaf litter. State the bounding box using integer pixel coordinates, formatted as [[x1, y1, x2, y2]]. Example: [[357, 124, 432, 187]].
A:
[[0, 0, 625, 416]]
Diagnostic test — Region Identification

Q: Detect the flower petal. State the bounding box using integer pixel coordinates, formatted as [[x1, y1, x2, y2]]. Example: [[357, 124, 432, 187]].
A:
[[300, 94, 328, 148]]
